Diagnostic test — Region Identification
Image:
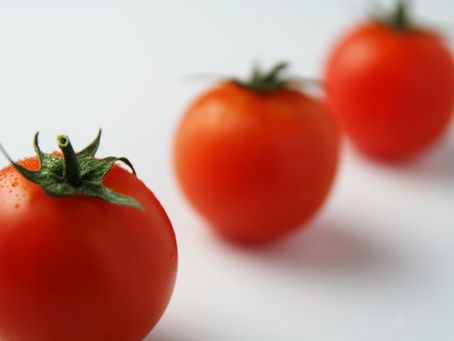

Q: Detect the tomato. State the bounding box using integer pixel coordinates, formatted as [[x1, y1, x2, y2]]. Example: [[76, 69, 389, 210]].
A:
[[325, 2, 454, 160], [0, 132, 177, 341], [174, 63, 339, 243]]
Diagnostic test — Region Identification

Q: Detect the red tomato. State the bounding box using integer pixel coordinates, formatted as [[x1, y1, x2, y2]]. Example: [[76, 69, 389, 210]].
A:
[[0, 134, 177, 341], [174, 68, 339, 243], [325, 8, 454, 160]]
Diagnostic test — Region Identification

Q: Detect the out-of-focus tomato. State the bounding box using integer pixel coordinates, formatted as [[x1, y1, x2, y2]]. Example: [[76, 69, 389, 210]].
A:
[[174, 63, 339, 243], [325, 1, 454, 160]]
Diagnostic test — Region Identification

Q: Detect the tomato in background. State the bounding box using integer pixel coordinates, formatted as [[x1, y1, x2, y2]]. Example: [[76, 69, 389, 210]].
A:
[[174, 63, 339, 243], [0, 132, 177, 341], [325, 1, 454, 160]]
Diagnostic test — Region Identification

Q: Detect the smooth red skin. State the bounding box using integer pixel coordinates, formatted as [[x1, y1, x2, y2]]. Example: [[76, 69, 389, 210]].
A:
[[174, 82, 339, 243], [0, 157, 177, 341], [325, 23, 454, 160]]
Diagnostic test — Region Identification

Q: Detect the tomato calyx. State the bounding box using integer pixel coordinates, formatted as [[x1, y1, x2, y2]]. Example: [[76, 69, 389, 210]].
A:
[[0, 130, 144, 210], [233, 62, 292, 94], [232, 62, 323, 95], [374, 0, 412, 31]]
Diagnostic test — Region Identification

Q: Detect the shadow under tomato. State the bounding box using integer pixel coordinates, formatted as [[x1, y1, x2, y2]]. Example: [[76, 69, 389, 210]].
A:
[[145, 327, 196, 341], [397, 141, 454, 184], [352, 131, 454, 185], [222, 217, 397, 278]]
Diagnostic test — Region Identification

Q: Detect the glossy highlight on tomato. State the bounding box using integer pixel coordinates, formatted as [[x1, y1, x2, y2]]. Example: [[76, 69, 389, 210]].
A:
[[174, 65, 339, 243], [0, 133, 177, 341], [325, 3, 454, 160]]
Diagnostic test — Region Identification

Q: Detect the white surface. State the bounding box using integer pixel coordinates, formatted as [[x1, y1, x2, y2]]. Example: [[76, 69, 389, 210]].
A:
[[0, 1, 453, 340]]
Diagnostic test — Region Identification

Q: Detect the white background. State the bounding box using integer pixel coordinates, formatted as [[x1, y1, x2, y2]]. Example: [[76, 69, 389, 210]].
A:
[[0, 0, 453, 340]]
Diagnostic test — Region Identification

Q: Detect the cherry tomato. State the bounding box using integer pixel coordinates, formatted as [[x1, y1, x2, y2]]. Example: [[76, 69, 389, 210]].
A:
[[325, 2, 454, 160], [0, 132, 177, 341], [174, 63, 339, 243]]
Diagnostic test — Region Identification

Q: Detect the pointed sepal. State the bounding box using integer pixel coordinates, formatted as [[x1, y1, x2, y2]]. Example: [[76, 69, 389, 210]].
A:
[[0, 130, 144, 210]]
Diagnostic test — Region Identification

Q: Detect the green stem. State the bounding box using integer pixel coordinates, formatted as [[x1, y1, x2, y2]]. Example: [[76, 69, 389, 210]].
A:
[[374, 0, 412, 31], [262, 62, 289, 82], [234, 62, 290, 94], [57, 135, 81, 187], [393, 0, 409, 30], [2, 131, 144, 210]]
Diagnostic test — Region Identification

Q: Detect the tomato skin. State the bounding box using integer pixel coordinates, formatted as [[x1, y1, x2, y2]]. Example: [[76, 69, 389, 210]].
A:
[[0, 157, 177, 341], [174, 82, 339, 243], [325, 23, 454, 160]]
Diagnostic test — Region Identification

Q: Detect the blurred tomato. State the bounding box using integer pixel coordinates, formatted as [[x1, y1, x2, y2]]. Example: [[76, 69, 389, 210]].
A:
[[325, 2, 454, 160], [174, 64, 339, 243]]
